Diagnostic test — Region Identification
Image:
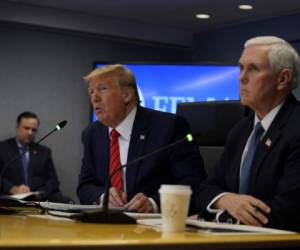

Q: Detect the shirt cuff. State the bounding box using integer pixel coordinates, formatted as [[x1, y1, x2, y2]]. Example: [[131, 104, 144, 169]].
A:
[[148, 197, 159, 213], [207, 192, 230, 213], [99, 193, 104, 205]]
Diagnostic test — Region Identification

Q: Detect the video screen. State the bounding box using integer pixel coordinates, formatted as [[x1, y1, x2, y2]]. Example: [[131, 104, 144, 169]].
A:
[[92, 63, 239, 121]]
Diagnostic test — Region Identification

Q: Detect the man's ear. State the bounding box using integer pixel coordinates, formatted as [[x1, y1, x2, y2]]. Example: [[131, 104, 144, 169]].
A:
[[277, 69, 292, 90], [122, 87, 134, 103]]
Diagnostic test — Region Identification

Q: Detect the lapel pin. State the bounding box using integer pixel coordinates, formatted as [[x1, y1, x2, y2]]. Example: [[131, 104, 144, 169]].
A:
[[140, 135, 145, 140], [32, 150, 37, 154], [265, 138, 272, 147]]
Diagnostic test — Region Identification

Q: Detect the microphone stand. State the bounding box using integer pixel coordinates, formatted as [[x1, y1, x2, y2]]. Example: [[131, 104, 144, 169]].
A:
[[78, 133, 199, 224]]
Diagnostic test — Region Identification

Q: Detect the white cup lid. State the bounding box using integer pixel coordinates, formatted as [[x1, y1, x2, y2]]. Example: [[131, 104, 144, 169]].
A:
[[159, 184, 192, 194]]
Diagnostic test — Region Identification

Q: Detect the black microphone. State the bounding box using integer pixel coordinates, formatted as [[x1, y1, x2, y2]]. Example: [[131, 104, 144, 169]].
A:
[[0, 120, 68, 193], [78, 133, 200, 224]]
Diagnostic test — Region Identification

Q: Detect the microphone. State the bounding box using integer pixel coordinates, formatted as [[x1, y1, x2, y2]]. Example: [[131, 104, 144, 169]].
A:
[[78, 133, 200, 224], [0, 120, 68, 194]]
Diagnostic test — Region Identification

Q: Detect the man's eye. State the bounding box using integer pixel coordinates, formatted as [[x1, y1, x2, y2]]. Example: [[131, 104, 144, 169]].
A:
[[97, 85, 108, 91], [249, 65, 259, 71]]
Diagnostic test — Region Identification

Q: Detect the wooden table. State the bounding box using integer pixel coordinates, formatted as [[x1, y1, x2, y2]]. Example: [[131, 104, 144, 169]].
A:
[[0, 214, 300, 250]]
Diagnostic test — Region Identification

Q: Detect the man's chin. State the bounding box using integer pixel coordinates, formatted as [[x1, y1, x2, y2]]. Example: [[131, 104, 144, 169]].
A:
[[24, 139, 34, 145], [240, 96, 250, 106]]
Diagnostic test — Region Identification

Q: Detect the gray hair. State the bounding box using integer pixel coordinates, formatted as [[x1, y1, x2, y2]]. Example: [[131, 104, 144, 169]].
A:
[[245, 36, 300, 89]]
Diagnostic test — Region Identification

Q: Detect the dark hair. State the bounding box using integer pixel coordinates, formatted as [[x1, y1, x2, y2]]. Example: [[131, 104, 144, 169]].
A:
[[17, 112, 40, 125]]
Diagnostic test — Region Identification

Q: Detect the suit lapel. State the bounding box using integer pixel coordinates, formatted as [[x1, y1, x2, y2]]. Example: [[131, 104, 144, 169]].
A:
[[231, 119, 253, 191], [97, 124, 110, 183], [126, 107, 149, 196], [27, 145, 39, 185], [249, 95, 296, 192], [9, 139, 26, 182]]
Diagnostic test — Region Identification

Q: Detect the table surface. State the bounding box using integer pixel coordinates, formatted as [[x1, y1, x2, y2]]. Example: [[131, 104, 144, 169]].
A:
[[0, 214, 300, 250]]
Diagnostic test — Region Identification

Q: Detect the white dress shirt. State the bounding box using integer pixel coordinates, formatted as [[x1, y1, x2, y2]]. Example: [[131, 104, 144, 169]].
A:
[[103, 106, 158, 212]]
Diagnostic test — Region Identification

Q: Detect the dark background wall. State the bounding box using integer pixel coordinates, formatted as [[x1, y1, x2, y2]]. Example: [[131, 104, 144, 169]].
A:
[[1, 11, 300, 201], [0, 21, 186, 201], [187, 12, 300, 98]]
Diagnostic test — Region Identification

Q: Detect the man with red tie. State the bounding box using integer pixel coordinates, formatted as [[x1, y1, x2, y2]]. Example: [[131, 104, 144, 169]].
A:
[[77, 64, 206, 213]]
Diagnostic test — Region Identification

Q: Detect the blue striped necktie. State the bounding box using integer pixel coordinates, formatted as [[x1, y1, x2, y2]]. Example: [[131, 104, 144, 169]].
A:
[[20, 145, 29, 185], [239, 122, 264, 194]]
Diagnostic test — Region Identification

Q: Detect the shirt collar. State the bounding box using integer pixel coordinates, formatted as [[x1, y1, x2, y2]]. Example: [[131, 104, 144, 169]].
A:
[[15, 139, 28, 150], [254, 101, 285, 132], [109, 106, 137, 140]]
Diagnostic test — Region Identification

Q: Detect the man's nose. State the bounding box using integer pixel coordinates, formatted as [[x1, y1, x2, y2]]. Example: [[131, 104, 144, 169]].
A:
[[239, 70, 248, 84], [91, 93, 100, 103], [28, 129, 35, 136]]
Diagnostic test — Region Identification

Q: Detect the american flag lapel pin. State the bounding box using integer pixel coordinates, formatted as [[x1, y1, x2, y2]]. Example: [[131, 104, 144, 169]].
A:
[[265, 138, 272, 147], [140, 134, 145, 140]]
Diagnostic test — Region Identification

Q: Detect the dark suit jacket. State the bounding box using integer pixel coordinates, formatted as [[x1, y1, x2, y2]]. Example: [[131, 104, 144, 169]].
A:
[[196, 94, 300, 231], [77, 106, 206, 213], [0, 138, 60, 200]]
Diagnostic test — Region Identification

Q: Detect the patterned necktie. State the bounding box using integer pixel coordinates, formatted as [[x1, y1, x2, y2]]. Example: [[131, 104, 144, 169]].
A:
[[20, 145, 29, 185], [109, 129, 122, 190], [239, 122, 264, 194]]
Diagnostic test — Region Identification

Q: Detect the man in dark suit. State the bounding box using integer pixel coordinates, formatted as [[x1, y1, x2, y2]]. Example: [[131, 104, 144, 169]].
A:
[[196, 36, 300, 231], [77, 64, 206, 213], [0, 112, 70, 202]]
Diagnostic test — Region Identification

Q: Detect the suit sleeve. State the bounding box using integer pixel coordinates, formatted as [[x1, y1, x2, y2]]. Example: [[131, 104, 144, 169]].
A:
[[0, 142, 18, 194], [194, 151, 231, 219], [265, 135, 300, 231], [0, 179, 15, 194], [36, 148, 60, 199], [194, 125, 241, 220], [195, 121, 300, 231], [77, 129, 105, 204]]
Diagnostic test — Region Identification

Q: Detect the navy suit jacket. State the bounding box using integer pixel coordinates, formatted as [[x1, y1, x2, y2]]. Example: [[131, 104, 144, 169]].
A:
[[196, 94, 300, 231], [77, 107, 206, 213], [0, 138, 60, 200]]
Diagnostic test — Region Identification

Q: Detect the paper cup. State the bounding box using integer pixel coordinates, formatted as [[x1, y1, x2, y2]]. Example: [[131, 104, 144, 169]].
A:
[[159, 185, 192, 233]]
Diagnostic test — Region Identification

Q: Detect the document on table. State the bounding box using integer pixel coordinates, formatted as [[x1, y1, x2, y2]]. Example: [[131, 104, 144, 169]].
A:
[[125, 212, 161, 219], [39, 202, 102, 212], [0, 192, 41, 207], [137, 218, 296, 235], [28, 213, 76, 222], [1, 191, 40, 200]]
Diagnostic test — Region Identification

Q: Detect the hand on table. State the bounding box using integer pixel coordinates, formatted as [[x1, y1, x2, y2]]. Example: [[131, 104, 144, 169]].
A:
[[214, 193, 271, 226]]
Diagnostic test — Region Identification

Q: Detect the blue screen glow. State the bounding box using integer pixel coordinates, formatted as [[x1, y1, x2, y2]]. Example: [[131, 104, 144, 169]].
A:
[[92, 63, 239, 121]]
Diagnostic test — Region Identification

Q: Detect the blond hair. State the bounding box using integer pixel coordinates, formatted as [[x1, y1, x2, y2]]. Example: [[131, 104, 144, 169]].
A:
[[84, 64, 140, 104]]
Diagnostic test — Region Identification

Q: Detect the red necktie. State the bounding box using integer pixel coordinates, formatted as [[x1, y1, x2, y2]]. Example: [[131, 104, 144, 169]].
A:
[[109, 129, 122, 190]]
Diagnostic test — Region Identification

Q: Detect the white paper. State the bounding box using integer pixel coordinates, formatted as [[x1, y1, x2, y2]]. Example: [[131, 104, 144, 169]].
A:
[[125, 212, 161, 219], [1, 191, 40, 200], [137, 218, 295, 235], [39, 202, 101, 211], [39, 202, 127, 212], [28, 214, 75, 222]]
